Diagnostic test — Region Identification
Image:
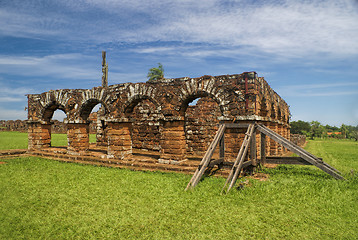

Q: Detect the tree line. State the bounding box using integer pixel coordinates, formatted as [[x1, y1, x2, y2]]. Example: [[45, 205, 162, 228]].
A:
[[290, 120, 358, 141]]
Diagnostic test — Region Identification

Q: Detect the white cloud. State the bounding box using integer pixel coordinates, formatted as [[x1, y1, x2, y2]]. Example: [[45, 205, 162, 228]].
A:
[[0, 54, 100, 80], [0, 107, 27, 120], [0, 97, 24, 102], [277, 82, 358, 97], [1, 0, 357, 60]]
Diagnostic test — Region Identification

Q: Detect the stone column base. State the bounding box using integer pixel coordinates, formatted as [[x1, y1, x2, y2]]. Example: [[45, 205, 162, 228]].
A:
[[159, 120, 187, 163], [67, 123, 89, 154], [27, 122, 51, 150], [107, 122, 132, 159]]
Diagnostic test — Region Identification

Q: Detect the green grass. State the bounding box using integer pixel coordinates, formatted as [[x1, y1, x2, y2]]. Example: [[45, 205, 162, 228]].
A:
[[0, 131, 28, 149], [305, 138, 358, 174], [0, 137, 357, 239], [0, 132, 96, 149]]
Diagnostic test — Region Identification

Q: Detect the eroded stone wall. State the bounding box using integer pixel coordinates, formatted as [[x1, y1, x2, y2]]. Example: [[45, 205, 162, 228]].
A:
[[184, 97, 221, 155], [26, 72, 291, 160], [131, 99, 161, 151], [1, 117, 97, 133]]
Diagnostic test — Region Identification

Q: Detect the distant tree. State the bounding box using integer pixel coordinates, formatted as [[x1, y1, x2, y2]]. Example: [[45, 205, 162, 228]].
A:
[[147, 63, 164, 82], [310, 121, 325, 139], [290, 120, 311, 135], [325, 124, 339, 132], [340, 124, 348, 139], [351, 130, 358, 141]]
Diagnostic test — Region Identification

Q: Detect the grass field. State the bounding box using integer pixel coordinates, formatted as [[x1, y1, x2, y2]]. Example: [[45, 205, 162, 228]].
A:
[[0, 132, 357, 239], [0, 131, 96, 149]]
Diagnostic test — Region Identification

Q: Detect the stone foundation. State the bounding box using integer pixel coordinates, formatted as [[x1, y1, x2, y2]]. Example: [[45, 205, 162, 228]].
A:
[[28, 122, 51, 149]]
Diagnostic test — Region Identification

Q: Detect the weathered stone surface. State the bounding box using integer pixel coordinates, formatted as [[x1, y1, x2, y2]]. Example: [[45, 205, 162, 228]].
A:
[[290, 134, 306, 147], [26, 72, 291, 160]]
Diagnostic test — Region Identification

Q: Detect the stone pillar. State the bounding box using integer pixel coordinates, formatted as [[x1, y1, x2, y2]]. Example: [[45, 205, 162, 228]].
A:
[[269, 122, 278, 156], [96, 119, 108, 146], [106, 121, 132, 159], [67, 123, 89, 153], [28, 121, 51, 150], [159, 120, 186, 163]]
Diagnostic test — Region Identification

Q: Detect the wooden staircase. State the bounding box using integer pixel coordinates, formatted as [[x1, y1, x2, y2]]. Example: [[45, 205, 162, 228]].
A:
[[187, 122, 345, 193]]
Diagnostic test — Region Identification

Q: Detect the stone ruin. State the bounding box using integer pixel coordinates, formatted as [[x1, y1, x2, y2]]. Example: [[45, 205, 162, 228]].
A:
[[26, 72, 291, 164]]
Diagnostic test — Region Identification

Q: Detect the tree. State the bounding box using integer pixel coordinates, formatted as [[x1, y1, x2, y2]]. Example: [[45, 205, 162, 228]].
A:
[[147, 63, 164, 82], [340, 124, 348, 139], [351, 130, 358, 141], [290, 120, 311, 134], [310, 121, 325, 139]]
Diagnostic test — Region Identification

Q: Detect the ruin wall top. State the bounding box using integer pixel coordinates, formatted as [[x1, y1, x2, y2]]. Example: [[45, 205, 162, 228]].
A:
[[27, 72, 290, 126]]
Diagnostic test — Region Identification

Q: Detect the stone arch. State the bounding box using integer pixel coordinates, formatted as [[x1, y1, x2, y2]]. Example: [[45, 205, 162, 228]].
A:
[[124, 84, 161, 114], [39, 90, 70, 122], [178, 78, 233, 117], [123, 85, 163, 152], [79, 99, 109, 121], [79, 88, 111, 121]]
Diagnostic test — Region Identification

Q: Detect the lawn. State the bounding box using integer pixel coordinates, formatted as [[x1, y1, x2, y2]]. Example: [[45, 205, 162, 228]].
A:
[[0, 131, 96, 149], [0, 133, 357, 239]]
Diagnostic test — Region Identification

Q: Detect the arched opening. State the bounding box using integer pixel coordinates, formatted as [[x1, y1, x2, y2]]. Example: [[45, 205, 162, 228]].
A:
[[87, 103, 105, 145], [51, 109, 68, 147], [126, 98, 161, 153], [40, 103, 68, 151], [183, 95, 223, 157], [79, 99, 108, 149]]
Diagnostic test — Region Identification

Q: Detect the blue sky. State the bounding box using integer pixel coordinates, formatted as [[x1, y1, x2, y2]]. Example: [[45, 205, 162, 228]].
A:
[[0, 0, 357, 126]]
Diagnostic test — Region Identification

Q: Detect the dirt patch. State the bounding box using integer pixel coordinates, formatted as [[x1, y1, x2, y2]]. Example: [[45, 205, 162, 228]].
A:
[[264, 163, 278, 168], [250, 172, 269, 181], [0, 162, 6, 164]]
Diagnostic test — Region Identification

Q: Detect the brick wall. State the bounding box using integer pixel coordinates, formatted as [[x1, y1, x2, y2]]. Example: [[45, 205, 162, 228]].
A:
[[290, 134, 306, 147]]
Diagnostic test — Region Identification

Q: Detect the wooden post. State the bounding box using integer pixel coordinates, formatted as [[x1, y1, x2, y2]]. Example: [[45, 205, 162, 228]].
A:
[[250, 128, 257, 166], [102, 51, 108, 88], [219, 132, 225, 160], [260, 132, 266, 165]]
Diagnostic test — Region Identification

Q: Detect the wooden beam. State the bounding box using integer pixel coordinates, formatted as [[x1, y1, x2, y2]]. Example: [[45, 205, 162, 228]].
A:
[[224, 123, 252, 129], [250, 128, 257, 166], [227, 124, 255, 192], [222, 124, 255, 193], [255, 124, 345, 180], [260, 132, 266, 165], [264, 157, 313, 165], [209, 158, 224, 167], [186, 124, 227, 190], [219, 131, 225, 160]]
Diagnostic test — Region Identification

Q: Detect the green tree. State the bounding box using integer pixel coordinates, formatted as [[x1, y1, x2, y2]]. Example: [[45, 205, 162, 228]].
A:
[[310, 121, 325, 139], [351, 130, 358, 141], [290, 120, 311, 134], [147, 63, 164, 82], [340, 124, 348, 139]]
